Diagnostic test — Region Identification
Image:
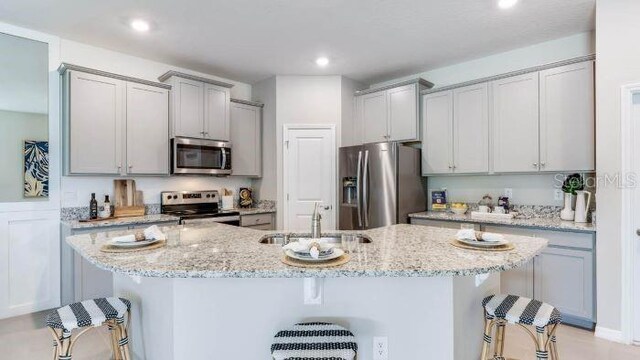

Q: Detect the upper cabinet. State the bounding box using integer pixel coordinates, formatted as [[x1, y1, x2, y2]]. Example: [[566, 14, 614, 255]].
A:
[[539, 61, 595, 172], [356, 79, 433, 144], [491, 72, 540, 173], [230, 99, 263, 177], [159, 71, 233, 141], [60, 64, 171, 176], [422, 83, 489, 175], [421, 58, 595, 175]]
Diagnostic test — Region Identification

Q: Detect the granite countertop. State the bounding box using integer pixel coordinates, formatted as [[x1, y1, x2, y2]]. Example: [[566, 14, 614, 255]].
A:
[[62, 214, 181, 230], [409, 211, 596, 233], [66, 223, 547, 279], [236, 207, 276, 215]]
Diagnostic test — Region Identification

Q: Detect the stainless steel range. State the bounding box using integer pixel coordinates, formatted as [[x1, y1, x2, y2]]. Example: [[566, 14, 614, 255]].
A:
[[161, 190, 240, 226]]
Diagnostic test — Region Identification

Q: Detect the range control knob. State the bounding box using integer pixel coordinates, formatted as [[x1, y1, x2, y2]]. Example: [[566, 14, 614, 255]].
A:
[[172, 195, 178, 200], [206, 194, 211, 198]]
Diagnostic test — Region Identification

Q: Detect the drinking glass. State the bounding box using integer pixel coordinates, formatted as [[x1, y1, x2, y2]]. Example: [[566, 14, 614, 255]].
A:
[[341, 234, 358, 253]]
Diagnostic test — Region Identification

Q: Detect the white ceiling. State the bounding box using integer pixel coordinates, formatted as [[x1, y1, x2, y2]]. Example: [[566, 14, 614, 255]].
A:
[[0, 0, 595, 84]]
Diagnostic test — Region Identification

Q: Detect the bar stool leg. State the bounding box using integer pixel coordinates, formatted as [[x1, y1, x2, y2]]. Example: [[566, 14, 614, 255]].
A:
[[480, 314, 495, 360], [548, 325, 560, 360], [494, 320, 506, 359], [117, 317, 131, 360], [57, 330, 72, 360], [108, 320, 123, 360], [535, 326, 549, 360]]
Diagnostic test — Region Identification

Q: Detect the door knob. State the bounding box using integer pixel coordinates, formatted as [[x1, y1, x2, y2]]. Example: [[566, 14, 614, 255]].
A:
[[323, 205, 332, 210]]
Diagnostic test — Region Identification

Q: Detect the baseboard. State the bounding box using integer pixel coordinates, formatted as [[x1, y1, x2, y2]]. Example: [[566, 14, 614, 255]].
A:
[[595, 326, 624, 343]]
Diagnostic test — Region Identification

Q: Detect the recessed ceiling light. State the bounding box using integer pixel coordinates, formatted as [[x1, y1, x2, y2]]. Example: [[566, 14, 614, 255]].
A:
[[498, 0, 518, 9], [130, 19, 150, 32], [315, 57, 329, 67]]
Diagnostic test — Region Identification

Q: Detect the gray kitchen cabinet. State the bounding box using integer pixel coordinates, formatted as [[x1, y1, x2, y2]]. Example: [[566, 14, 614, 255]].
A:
[[66, 70, 125, 175], [204, 83, 231, 141], [539, 60, 595, 172], [361, 91, 388, 144], [61, 65, 171, 176], [171, 76, 204, 138], [126, 82, 170, 175], [230, 99, 263, 177], [240, 213, 275, 230], [422, 91, 453, 175], [160, 71, 234, 141], [482, 225, 596, 328], [356, 79, 432, 144], [388, 84, 419, 141], [453, 83, 489, 173], [491, 72, 540, 173]]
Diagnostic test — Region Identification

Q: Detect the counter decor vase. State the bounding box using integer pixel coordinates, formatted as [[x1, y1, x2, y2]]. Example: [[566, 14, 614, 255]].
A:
[[560, 193, 575, 221]]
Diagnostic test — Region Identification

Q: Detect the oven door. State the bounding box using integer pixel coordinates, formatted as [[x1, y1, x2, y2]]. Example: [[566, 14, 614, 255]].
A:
[[172, 137, 232, 175], [180, 215, 240, 226]]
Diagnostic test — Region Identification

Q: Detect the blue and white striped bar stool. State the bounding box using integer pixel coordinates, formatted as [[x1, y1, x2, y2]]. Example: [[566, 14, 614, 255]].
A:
[[481, 294, 562, 360], [271, 322, 358, 360], [45, 297, 132, 360]]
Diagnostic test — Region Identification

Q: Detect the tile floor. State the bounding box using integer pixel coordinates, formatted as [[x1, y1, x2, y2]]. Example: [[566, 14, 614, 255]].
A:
[[2, 311, 639, 359]]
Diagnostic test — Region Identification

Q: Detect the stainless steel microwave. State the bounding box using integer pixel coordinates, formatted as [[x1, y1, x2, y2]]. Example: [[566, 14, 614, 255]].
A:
[[171, 137, 232, 175]]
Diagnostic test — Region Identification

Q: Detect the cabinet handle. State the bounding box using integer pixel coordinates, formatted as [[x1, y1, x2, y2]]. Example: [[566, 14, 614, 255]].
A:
[[533, 162, 538, 167], [448, 165, 453, 169], [540, 162, 546, 167]]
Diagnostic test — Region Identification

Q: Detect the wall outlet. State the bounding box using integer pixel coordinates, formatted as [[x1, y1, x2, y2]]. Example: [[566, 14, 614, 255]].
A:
[[554, 189, 564, 201], [373, 336, 388, 360], [503, 188, 513, 198]]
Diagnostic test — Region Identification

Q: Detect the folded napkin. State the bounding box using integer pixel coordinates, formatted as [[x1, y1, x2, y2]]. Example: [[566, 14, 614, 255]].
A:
[[283, 238, 334, 259], [455, 229, 504, 242], [144, 225, 167, 241], [112, 234, 136, 243]]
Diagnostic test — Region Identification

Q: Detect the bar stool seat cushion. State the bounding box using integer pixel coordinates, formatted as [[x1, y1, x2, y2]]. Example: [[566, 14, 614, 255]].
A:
[[271, 322, 357, 360], [46, 297, 131, 331], [482, 294, 561, 327]]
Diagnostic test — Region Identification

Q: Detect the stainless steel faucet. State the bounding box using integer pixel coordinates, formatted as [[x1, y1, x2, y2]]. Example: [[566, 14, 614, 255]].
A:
[[311, 202, 322, 239]]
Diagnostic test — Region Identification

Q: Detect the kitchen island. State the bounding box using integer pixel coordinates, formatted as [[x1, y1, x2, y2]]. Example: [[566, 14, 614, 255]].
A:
[[66, 223, 547, 360]]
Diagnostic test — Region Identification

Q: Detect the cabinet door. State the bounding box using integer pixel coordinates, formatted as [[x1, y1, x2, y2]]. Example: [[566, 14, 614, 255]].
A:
[[172, 77, 204, 138], [422, 91, 453, 174], [361, 91, 388, 143], [491, 73, 540, 173], [126, 82, 170, 175], [0, 211, 60, 319], [230, 102, 261, 177], [388, 84, 419, 142], [68, 71, 124, 174], [539, 61, 595, 172], [534, 247, 594, 321], [453, 83, 489, 173], [204, 83, 231, 141]]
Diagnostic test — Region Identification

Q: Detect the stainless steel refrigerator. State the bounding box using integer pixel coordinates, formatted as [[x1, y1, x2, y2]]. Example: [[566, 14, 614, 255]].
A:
[[339, 142, 426, 230]]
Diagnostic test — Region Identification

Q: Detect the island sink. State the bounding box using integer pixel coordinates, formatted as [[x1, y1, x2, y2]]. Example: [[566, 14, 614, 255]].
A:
[[258, 233, 372, 245]]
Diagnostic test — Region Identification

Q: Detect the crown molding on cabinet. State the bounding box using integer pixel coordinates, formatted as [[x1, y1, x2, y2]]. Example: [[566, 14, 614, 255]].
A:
[[354, 77, 434, 96], [421, 54, 596, 95], [230, 98, 264, 108], [158, 70, 234, 88], [57, 63, 172, 90]]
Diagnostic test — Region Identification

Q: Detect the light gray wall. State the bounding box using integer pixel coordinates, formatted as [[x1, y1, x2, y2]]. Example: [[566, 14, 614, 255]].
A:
[[251, 76, 277, 201], [0, 110, 48, 202], [593, 0, 640, 334], [374, 31, 595, 206], [340, 77, 367, 146]]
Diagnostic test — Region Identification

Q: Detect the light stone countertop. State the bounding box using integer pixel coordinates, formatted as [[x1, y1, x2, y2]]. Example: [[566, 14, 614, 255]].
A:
[[62, 214, 181, 230], [66, 223, 547, 279], [409, 211, 596, 233]]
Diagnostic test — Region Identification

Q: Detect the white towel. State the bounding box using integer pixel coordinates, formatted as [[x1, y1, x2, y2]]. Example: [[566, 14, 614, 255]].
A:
[[111, 234, 136, 243], [455, 229, 504, 242], [143, 225, 166, 241]]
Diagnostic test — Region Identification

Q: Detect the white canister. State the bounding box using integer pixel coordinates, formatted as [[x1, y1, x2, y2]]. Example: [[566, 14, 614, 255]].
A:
[[222, 195, 234, 210]]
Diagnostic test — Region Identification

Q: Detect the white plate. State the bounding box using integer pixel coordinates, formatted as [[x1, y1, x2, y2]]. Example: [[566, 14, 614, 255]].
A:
[[285, 248, 344, 262], [109, 238, 161, 248], [456, 238, 509, 247]]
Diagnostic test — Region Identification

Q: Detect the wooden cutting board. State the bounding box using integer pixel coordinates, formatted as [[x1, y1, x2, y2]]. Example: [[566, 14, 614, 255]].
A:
[[114, 179, 137, 207]]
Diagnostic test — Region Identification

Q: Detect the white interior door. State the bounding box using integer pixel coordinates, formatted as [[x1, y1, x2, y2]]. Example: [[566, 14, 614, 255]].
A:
[[633, 92, 640, 343], [284, 126, 336, 232]]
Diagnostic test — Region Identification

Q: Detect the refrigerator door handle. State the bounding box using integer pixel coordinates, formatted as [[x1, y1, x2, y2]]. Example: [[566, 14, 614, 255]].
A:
[[356, 151, 363, 227], [362, 150, 370, 227]]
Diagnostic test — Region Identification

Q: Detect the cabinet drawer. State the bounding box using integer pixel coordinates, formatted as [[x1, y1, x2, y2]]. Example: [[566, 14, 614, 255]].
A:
[[246, 224, 274, 231], [482, 226, 594, 250], [410, 218, 480, 230], [241, 213, 273, 227]]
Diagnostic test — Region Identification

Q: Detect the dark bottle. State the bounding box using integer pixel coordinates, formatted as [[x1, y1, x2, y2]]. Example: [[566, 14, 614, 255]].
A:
[[89, 193, 98, 219]]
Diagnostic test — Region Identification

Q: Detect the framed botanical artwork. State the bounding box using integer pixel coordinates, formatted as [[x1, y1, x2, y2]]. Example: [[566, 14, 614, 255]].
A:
[[24, 140, 49, 198]]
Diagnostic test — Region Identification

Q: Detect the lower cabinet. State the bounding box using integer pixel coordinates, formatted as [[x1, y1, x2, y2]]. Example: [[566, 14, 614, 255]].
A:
[[61, 220, 179, 305], [240, 213, 275, 230], [483, 225, 595, 329], [410, 218, 480, 230], [0, 211, 60, 319]]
